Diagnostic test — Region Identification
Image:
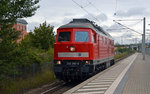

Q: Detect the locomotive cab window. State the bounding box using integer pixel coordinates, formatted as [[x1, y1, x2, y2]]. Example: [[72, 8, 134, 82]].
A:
[[75, 31, 89, 42], [58, 32, 71, 42]]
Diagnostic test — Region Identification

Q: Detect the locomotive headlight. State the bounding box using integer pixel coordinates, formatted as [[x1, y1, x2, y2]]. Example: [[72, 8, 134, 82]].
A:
[[57, 61, 61, 64], [85, 61, 92, 64], [70, 46, 76, 52], [85, 61, 90, 64]]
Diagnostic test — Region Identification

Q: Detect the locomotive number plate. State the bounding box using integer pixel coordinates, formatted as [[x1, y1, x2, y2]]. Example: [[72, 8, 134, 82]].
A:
[[58, 52, 89, 57]]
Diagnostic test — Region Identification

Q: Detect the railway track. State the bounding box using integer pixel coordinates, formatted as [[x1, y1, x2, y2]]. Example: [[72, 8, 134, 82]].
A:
[[24, 53, 134, 94], [40, 81, 66, 94], [63, 53, 137, 94], [40, 81, 80, 94], [24, 80, 65, 94]]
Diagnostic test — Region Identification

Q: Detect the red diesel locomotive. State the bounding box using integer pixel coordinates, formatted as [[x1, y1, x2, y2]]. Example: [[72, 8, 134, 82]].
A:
[[54, 19, 114, 81]]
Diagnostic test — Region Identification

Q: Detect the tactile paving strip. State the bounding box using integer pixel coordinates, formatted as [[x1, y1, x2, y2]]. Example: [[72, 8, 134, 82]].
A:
[[64, 53, 137, 94]]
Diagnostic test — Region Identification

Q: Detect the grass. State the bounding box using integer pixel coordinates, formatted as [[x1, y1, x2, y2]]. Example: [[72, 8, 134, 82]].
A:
[[0, 70, 56, 94], [0, 49, 135, 94], [114, 51, 135, 60], [0, 48, 55, 94]]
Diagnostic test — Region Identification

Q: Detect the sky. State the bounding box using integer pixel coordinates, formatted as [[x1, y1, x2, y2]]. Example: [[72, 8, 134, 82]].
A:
[[25, 0, 150, 44]]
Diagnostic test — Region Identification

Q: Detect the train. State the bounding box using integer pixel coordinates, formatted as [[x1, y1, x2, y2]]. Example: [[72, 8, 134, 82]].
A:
[[54, 18, 114, 81]]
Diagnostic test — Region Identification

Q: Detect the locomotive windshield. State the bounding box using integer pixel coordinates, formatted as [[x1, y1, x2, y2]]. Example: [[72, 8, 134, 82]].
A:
[[75, 31, 89, 42], [58, 32, 71, 42]]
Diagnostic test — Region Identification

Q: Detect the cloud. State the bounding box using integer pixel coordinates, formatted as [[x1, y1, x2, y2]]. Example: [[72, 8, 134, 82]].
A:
[[104, 23, 124, 33], [27, 21, 60, 32], [115, 7, 150, 17], [96, 13, 108, 21], [82, 13, 108, 22], [27, 22, 40, 32], [103, 24, 137, 44], [61, 18, 72, 25], [50, 22, 60, 27], [122, 31, 135, 38], [63, 12, 75, 16]]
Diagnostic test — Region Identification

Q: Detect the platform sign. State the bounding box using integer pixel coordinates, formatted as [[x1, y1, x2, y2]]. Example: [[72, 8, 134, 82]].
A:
[[146, 43, 150, 48]]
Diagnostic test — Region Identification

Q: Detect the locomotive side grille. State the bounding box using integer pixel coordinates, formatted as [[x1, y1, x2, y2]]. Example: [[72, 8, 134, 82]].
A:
[[58, 52, 89, 57]]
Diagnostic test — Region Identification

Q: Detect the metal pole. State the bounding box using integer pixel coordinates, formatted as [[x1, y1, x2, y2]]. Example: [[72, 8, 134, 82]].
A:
[[143, 17, 146, 60], [142, 34, 144, 55]]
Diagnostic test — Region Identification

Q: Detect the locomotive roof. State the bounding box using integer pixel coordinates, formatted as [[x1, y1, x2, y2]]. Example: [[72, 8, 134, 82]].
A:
[[58, 18, 113, 40]]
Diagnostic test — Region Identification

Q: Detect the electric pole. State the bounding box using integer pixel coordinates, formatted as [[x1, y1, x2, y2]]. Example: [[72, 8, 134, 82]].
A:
[[143, 17, 146, 60], [113, 18, 146, 60]]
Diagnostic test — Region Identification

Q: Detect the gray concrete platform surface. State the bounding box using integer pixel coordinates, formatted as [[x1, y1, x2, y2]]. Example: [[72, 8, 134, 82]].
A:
[[64, 53, 138, 94], [122, 53, 150, 94]]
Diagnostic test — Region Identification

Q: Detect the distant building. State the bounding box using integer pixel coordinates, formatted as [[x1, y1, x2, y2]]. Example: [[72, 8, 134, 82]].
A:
[[13, 19, 28, 42]]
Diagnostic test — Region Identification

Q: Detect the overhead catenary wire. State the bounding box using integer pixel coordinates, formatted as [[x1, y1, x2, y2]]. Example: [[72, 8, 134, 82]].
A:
[[127, 20, 143, 27], [106, 28, 127, 31], [113, 19, 143, 29], [115, 19, 143, 21], [113, 20, 142, 35], [106, 20, 142, 31], [86, 0, 106, 18], [72, 0, 99, 22], [81, 1, 91, 8]]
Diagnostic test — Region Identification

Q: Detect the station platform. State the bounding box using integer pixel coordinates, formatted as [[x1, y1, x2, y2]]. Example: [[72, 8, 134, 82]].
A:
[[121, 53, 150, 94], [63, 53, 150, 94]]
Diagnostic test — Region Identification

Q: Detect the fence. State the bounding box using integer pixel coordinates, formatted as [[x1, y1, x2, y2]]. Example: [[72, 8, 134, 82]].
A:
[[12, 62, 53, 80]]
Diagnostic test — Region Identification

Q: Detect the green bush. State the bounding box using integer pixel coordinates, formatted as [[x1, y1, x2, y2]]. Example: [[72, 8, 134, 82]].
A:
[[0, 44, 42, 80], [0, 70, 56, 94], [115, 48, 135, 60], [37, 48, 54, 63]]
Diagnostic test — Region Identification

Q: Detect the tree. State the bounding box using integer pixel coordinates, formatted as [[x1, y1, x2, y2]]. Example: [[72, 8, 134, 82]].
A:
[[0, 0, 40, 43], [0, 0, 40, 80], [0, 0, 39, 25], [30, 21, 55, 50]]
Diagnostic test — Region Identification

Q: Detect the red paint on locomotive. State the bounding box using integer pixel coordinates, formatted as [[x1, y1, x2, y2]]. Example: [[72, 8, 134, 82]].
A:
[[54, 19, 114, 81]]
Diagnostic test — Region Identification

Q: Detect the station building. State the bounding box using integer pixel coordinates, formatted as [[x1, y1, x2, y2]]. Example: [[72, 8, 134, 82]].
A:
[[13, 19, 28, 42]]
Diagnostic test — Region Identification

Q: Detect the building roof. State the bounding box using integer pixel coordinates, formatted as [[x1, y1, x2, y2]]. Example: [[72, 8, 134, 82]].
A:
[[17, 19, 28, 25]]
